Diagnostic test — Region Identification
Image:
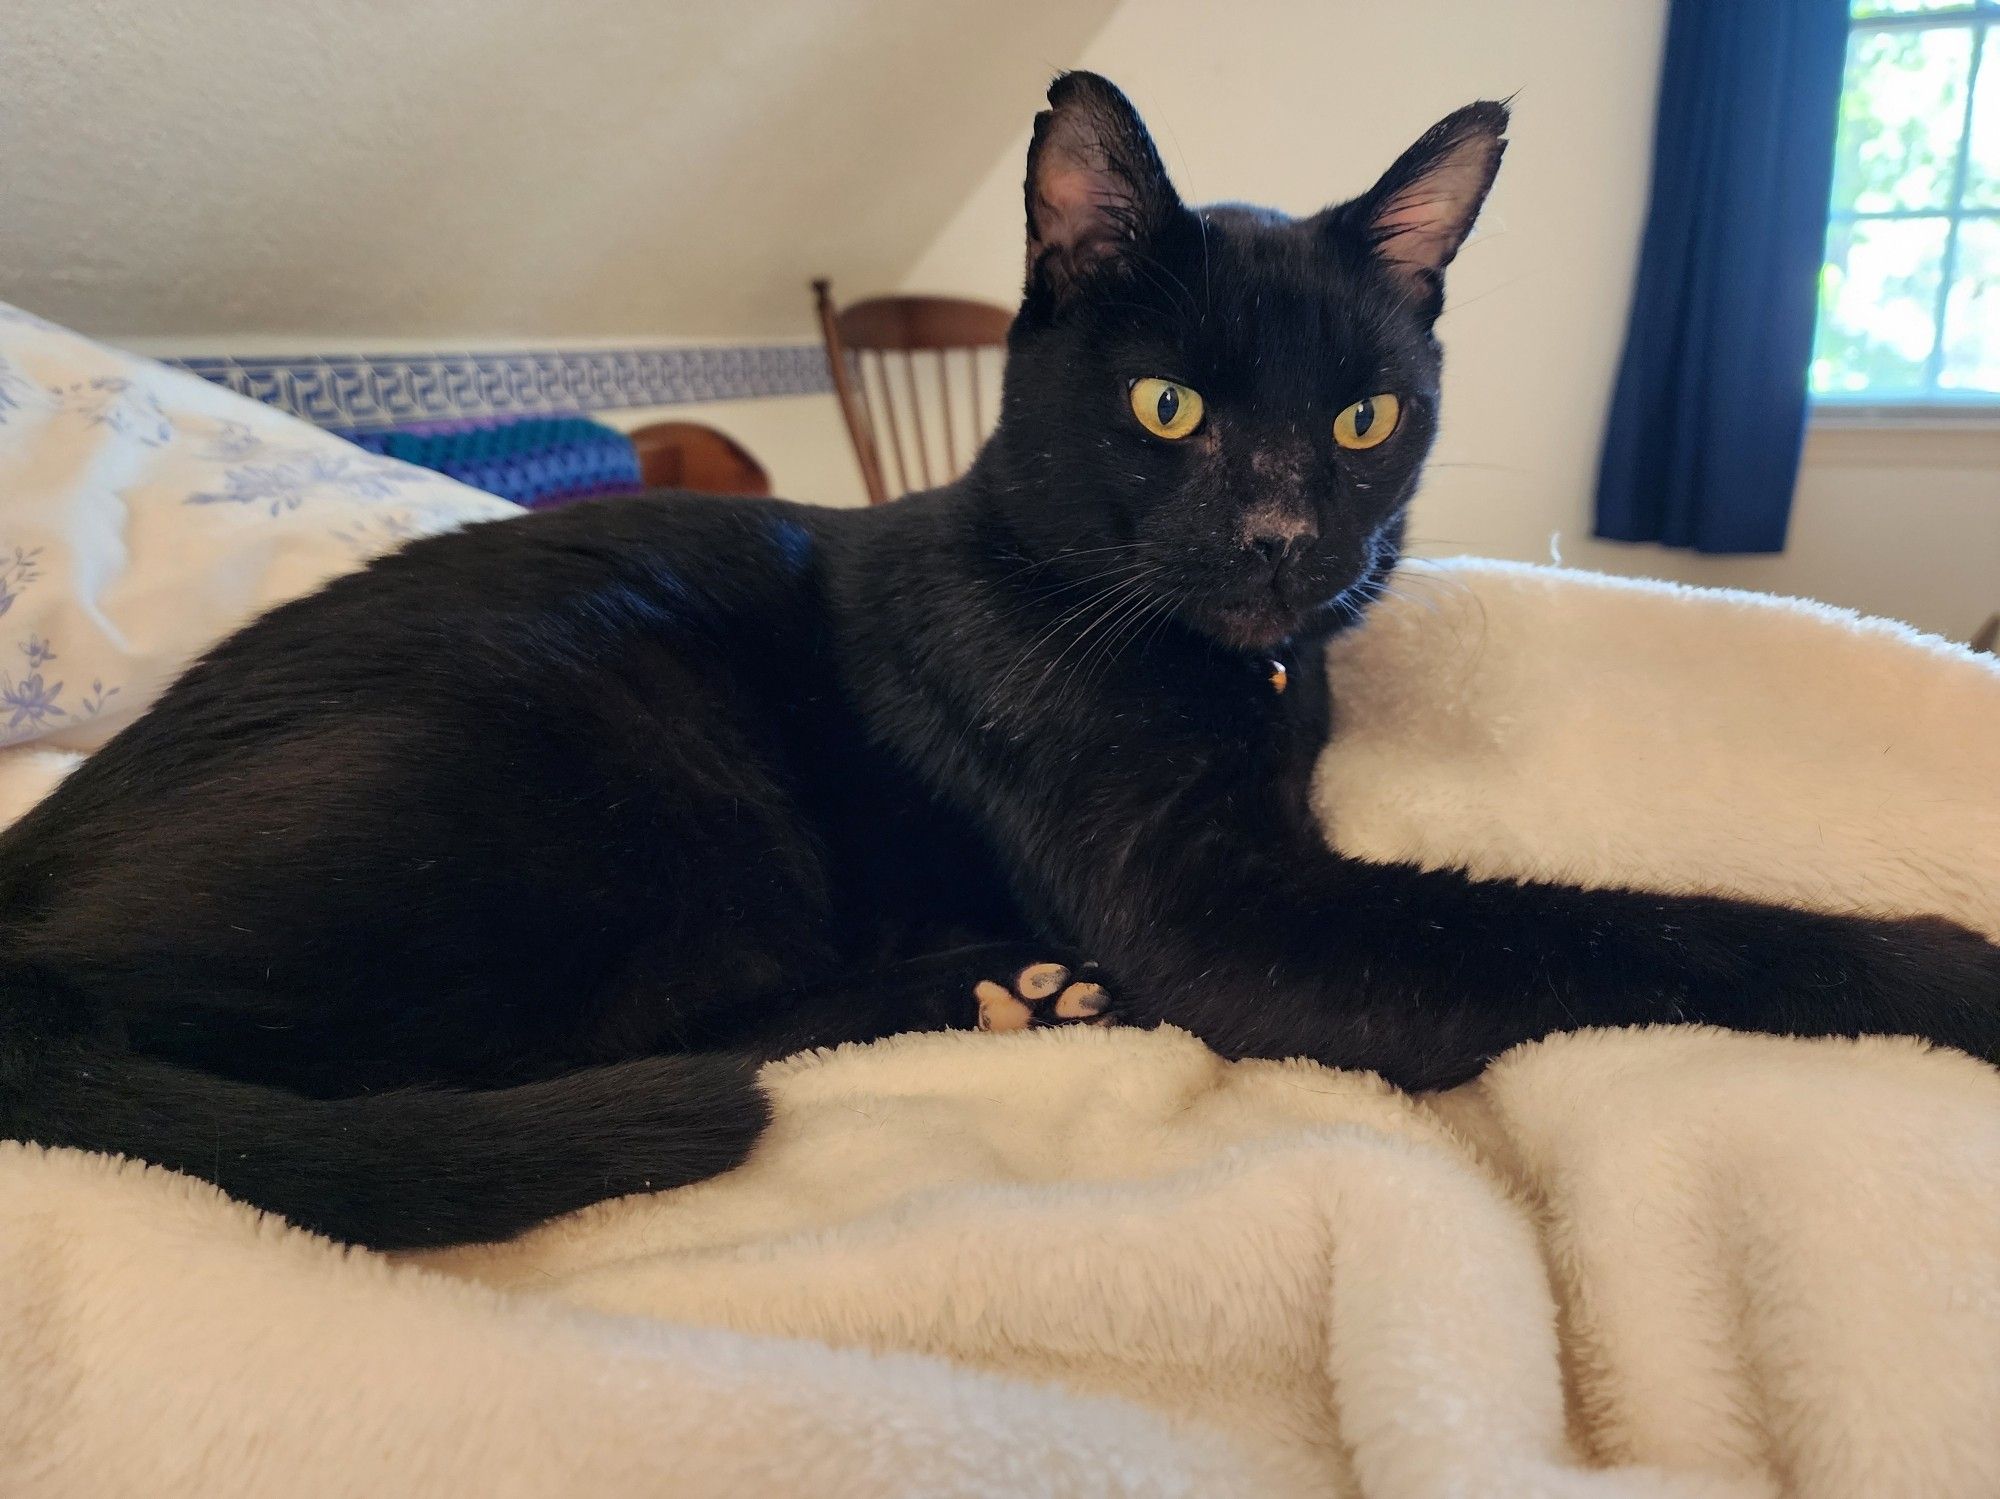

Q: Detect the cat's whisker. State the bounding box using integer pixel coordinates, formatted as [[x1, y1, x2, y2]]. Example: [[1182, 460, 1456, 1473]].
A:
[[1367, 583, 1445, 619], [1196, 201, 1213, 314], [986, 576, 1139, 686], [1068, 604, 1163, 711], [1122, 590, 1185, 676], [982, 560, 1162, 634], [995, 577, 1142, 676], [1375, 588, 1449, 620], [996, 559, 1155, 602], [1435, 270, 1533, 319], [985, 550, 1156, 606], [995, 542, 1150, 584], [1123, 244, 1202, 325], [1028, 571, 1163, 707], [991, 540, 1147, 577], [1382, 565, 1473, 601], [1396, 533, 1482, 552], [1070, 577, 1170, 698], [982, 568, 1162, 717], [1138, 588, 1182, 657], [1381, 566, 1489, 633]]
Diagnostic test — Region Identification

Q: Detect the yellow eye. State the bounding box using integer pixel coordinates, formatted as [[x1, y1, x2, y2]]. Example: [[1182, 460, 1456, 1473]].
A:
[[1333, 393, 1401, 450], [1129, 377, 1205, 440]]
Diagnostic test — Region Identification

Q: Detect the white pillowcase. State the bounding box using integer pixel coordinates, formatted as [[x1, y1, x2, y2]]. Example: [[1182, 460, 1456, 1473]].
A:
[[0, 303, 517, 798]]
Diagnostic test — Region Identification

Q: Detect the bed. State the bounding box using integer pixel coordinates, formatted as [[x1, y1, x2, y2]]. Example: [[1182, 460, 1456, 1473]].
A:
[[2, 301, 1996, 1499]]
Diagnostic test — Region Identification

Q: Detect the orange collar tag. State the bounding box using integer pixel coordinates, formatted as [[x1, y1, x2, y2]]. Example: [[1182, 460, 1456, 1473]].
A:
[[1267, 659, 1288, 695]]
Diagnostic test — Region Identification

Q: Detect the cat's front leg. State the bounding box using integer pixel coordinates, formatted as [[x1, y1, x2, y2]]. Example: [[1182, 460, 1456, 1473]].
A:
[[1084, 828, 2000, 1090]]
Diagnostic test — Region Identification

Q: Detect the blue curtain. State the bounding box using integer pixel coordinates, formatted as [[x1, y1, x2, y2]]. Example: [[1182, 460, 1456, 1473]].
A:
[[1593, 0, 1850, 554]]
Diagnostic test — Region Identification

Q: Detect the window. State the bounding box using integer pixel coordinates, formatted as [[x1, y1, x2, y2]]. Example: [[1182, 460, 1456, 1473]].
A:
[[1812, 0, 2000, 405]]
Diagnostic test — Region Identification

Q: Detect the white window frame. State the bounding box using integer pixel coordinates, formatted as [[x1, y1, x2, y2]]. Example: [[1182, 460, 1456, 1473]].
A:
[[1812, 1, 2000, 421]]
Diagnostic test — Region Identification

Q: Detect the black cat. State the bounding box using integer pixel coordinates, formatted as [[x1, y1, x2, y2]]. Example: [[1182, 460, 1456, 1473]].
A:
[[3, 75, 1994, 1250]]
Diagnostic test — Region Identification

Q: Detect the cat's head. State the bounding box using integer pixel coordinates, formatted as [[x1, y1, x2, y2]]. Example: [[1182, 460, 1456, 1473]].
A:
[[983, 72, 1505, 654]]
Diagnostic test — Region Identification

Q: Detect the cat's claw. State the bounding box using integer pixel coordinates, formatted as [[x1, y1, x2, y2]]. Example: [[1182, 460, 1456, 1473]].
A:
[[974, 959, 1117, 1032]]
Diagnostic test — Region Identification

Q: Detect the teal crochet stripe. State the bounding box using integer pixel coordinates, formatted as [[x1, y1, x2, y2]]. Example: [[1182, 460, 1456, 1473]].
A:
[[333, 415, 641, 510]]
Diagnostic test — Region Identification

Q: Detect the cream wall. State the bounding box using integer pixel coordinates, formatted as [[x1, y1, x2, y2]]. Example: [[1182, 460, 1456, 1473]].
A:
[[0, 0, 1117, 341], [900, 0, 2000, 642], [603, 396, 870, 510]]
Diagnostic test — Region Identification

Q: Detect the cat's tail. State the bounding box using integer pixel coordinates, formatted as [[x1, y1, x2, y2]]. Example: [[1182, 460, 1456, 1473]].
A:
[[0, 989, 768, 1251]]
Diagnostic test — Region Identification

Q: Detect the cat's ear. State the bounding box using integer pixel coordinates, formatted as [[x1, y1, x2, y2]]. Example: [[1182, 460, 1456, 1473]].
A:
[[1023, 72, 1182, 306], [1341, 101, 1508, 314]]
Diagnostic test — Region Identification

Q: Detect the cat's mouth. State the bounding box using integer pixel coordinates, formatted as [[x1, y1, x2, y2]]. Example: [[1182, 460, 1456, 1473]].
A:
[[1209, 600, 1303, 653], [1196, 547, 1393, 653]]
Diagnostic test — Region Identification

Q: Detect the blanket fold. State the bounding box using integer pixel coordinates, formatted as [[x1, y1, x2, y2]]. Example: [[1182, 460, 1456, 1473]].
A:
[[5, 1022, 1995, 1498]]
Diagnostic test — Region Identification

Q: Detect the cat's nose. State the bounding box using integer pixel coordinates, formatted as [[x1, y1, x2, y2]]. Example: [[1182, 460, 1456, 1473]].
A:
[[1242, 510, 1317, 567]]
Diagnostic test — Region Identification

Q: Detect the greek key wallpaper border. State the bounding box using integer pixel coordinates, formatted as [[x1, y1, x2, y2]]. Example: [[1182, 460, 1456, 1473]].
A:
[[169, 344, 834, 429]]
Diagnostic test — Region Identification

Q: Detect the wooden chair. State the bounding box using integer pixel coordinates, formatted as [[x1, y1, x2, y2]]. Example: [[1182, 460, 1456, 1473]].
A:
[[813, 279, 1012, 505], [626, 421, 772, 497]]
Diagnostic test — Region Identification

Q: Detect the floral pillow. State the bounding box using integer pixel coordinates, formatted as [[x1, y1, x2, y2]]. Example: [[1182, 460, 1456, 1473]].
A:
[[0, 302, 517, 779]]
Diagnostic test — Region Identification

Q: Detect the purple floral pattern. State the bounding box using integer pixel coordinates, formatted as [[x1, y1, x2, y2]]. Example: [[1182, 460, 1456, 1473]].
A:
[[0, 546, 44, 620], [0, 297, 516, 757], [0, 615, 124, 747], [48, 377, 174, 447]]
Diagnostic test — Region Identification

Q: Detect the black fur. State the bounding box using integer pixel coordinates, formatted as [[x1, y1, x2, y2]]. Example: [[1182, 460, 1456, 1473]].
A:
[[3, 75, 1995, 1249]]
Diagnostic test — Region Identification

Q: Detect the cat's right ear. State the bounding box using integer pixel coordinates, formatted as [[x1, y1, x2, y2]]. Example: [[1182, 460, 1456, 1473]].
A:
[[1023, 72, 1182, 308]]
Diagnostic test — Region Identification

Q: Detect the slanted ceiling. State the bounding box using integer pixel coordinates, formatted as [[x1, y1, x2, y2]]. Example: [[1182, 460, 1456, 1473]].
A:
[[0, 0, 1116, 344]]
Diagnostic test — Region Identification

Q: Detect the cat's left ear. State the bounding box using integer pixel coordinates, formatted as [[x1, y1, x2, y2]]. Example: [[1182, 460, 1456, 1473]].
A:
[[1023, 72, 1183, 307], [1335, 101, 1509, 317]]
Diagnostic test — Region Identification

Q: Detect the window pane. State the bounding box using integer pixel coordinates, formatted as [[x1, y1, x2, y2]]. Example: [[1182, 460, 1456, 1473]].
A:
[[1967, 23, 2000, 207], [1939, 217, 2000, 390], [1852, 1, 1976, 15], [1830, 25, 1974, 213], [1812, 217, 1949, 394]]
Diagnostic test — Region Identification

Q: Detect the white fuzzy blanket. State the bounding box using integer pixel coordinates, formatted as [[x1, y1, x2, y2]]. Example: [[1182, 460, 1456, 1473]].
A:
[[3, 561, 1998, 1499]]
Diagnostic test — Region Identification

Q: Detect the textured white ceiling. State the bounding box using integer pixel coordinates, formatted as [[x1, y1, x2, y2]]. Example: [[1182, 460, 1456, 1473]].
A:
[[0, 0, 1116, 343]]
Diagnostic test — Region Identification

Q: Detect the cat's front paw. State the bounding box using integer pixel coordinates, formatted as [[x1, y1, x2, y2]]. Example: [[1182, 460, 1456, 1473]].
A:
[[974, 957, 1117, 1032]]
